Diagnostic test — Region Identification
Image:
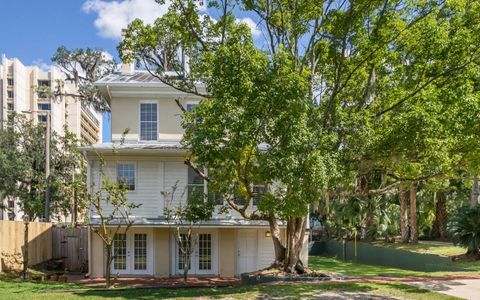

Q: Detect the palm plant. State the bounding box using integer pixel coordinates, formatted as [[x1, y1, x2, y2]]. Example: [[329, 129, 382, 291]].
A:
[[448, 206, 480, 255]]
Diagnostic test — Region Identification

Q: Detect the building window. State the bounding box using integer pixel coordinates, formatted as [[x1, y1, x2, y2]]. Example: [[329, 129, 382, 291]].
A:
[[113, 233, 127, 270], [7, 103, 14, 111], [177, 233, 191, 270], [186, 103, 199, 112], [38, 103, 51, 110], [140, 103, 157, 141], [187, 167, 204, 201], [117, 164, 135, 190], [7, 90, 14, 99], [208, 190, 223, 205], [7, 78, 14, 86], [252, 185, 266, 206], [38, 80, 51, 87], [38, 114, 48, 123]]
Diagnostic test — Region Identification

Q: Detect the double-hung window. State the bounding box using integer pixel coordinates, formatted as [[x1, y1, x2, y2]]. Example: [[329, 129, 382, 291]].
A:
[[187, 167, 204, 201], [140, 102, 158, 141], [117, 164, 136, 191]]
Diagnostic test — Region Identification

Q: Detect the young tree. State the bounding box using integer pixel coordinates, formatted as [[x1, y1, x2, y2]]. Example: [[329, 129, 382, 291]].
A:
[[163, 181, 214, 282], [0, 114, 85, 221], [87, 156, 139, 288], [0, 114, 85, 276]]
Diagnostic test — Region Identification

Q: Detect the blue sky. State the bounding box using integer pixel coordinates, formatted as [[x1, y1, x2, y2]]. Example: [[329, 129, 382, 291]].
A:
[[0, 0, 260, 142]]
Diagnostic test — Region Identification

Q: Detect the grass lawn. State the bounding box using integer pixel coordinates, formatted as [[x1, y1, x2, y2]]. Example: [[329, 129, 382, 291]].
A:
[[370, 241, 467, 257], [0, 274, 459, 300], [309, 256, 480, 277]]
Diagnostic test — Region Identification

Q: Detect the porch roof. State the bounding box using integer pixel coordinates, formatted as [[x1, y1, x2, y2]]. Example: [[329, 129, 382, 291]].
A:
[[79, 142, 186, 155], [88, 216, 281, 228]]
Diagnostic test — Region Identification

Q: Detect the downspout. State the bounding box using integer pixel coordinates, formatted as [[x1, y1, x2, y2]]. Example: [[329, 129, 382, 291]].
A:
[[82, 149, 92, 278]]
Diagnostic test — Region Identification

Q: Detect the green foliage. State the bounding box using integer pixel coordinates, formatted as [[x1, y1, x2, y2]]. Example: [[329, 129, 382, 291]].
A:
[[448, 206, 480, 254], [51, 46, 116, 111], [0, 114, 86, 221]]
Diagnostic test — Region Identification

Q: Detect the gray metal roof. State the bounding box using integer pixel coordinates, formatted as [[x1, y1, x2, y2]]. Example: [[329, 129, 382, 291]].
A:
[[96, 71, 164, 85], [88, 216, 278, 228], [79, 142, 186, 155]]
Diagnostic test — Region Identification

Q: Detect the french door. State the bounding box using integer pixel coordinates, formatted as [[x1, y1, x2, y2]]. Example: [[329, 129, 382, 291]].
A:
[[175, 231, 217, 275], [112, 229, 153, 275]]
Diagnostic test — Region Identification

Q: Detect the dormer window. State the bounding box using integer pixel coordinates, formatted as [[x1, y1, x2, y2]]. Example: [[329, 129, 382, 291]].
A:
[[139, 102, 158, 141]]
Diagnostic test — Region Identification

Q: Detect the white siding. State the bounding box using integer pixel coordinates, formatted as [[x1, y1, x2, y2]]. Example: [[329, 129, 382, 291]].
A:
[[257, 229, 275, 269], [164, 161, 188, 208], [89, 158, 187, 218]]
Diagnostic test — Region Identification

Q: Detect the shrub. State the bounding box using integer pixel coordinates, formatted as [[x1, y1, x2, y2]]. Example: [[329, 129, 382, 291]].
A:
[[448, 206, 480, 255]]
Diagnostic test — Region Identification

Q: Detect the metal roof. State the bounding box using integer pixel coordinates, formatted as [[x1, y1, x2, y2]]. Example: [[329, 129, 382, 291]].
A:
[[95, 71, 164, 85], [88, 216, 280, 228]]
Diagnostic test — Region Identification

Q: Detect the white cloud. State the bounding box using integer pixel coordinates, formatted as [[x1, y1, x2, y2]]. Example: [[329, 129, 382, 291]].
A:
[[32, 59, 52, 72], [82, 0, 171, 40], [238, 17, 261, 38]]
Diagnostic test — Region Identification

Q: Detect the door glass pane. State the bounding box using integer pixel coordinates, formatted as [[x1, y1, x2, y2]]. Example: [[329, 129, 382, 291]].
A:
[[134, 233, 147, 270], [178, 234, 191, 270], [113, 233, 127, 270], [198, 234, 212, 270]]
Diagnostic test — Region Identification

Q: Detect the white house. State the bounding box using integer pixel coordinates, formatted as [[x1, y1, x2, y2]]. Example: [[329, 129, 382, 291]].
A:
[[82, 62, 308, 278]]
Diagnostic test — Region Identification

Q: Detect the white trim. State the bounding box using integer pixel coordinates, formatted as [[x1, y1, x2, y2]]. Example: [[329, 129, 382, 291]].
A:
[[138, 100, 159, 142]]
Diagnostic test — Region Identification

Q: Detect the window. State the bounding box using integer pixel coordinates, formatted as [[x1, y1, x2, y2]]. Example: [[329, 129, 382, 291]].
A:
[[7, 103, 14, 111], [187, 167, 204, 201], [7, 90, 14, 99], [140, 103, 158, 141], [252, 185, 266, 206], [186, 103, 199, 112], [38, 80, 51, 87], [178, 234, 191, 270], [7, 78, 13, 86], [113, 233, 127, 270], [38, 103, 51, 110], [198, 234, 212, 270], [117, 164, 135, 190], [208, 190, 223, 205], [134, 233, 147, 270], [38, 114, 48, 123]]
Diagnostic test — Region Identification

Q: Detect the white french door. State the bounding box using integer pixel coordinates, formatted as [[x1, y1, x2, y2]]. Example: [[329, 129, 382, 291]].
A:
[[175, 231, 217, 275], [112, 229, 153, 275]]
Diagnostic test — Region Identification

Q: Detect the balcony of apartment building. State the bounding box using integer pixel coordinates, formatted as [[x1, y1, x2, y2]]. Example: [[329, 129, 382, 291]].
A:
[[80, 104, 100, 145]]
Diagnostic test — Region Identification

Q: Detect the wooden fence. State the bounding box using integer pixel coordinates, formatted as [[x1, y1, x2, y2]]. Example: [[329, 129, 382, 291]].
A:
[[0, 220, 52, 271], [52, 227, 88, 272]]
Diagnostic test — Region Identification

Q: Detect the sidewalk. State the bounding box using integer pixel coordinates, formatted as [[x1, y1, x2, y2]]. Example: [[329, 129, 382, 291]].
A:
[[406, 279, 480, 300]]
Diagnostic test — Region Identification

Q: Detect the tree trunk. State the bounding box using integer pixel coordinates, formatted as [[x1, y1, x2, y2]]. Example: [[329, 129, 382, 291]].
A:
[[399, 190, 409, 243], [471, 176, 479, 208], [432, 191, 447, 239], [409, 183, 418, 243], [22, 222, 29, 279], [105, 245, 112, 288], [284, 216, 307, 273], [268, 215, 285, 266]]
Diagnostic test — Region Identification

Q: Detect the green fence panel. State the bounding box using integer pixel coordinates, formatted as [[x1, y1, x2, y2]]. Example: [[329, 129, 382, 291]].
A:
[[309, 240, 468, 272]]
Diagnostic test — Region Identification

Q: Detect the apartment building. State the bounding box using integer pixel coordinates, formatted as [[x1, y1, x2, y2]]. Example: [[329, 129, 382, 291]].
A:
[[0, 54, 103, 221]]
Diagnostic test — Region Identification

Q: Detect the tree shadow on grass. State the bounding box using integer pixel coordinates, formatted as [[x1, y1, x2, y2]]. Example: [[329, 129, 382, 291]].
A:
[[70, 283, 375, 300]]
